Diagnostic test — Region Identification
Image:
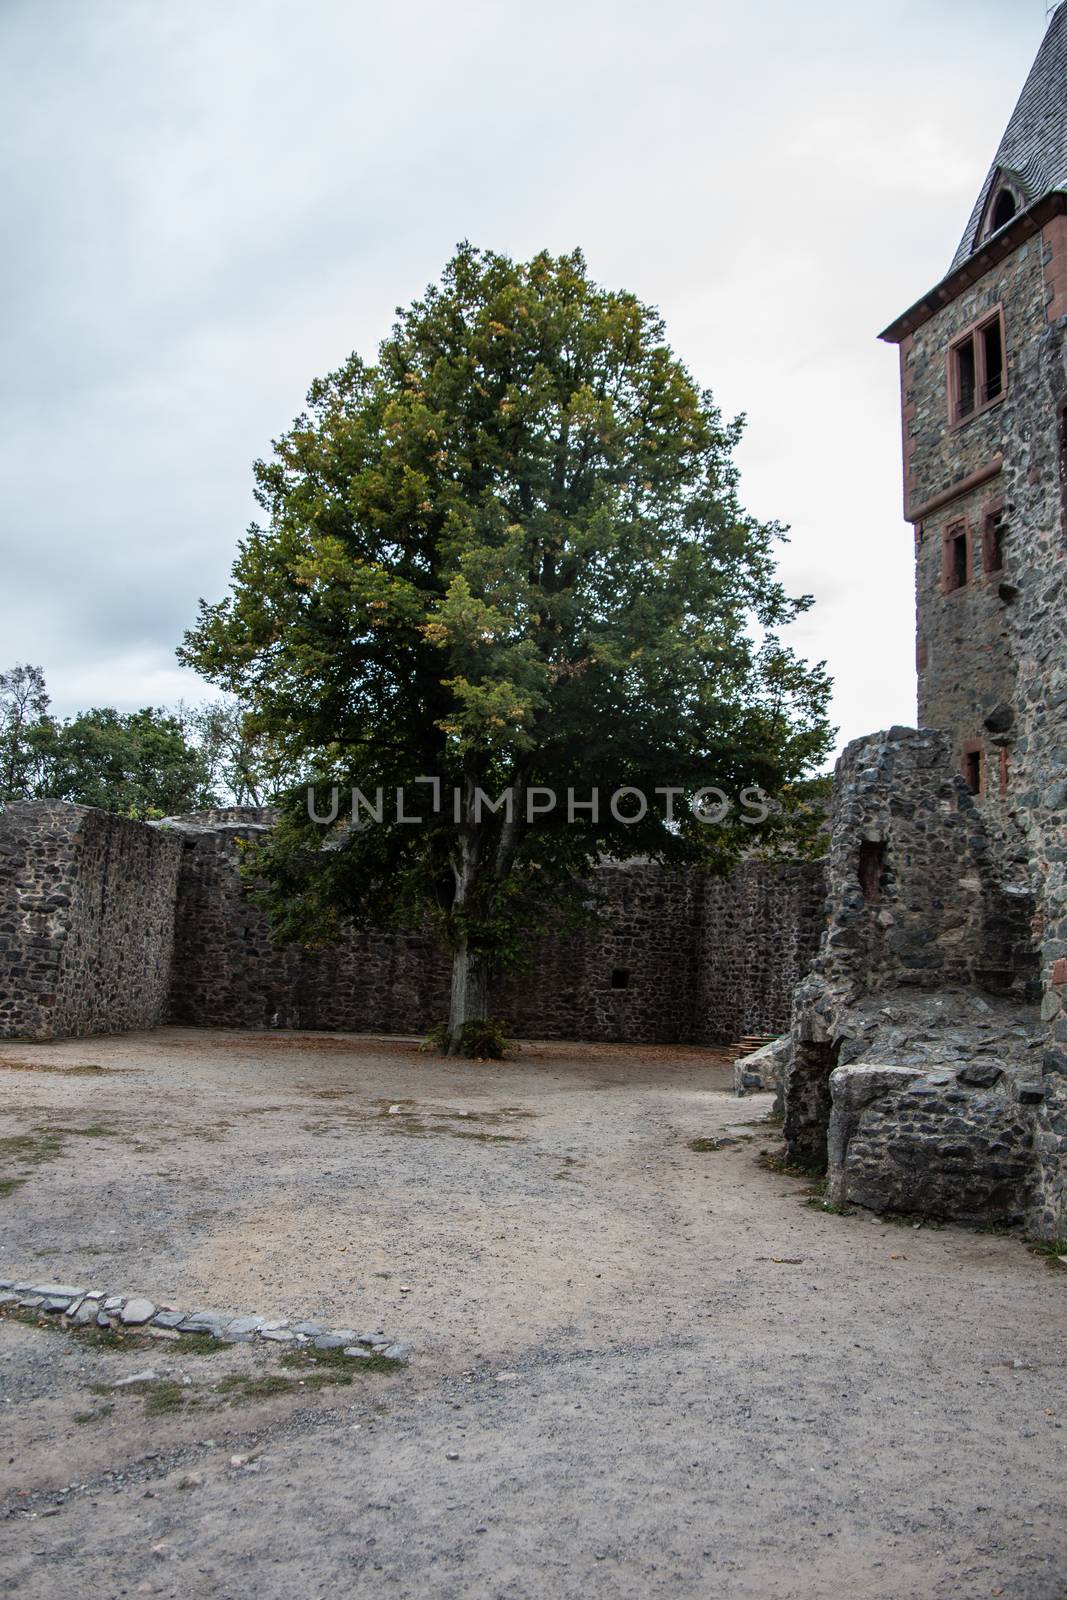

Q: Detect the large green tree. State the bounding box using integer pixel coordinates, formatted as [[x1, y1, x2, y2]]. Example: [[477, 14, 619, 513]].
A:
[[181, 245, 832, 1051], [37, 706, 216, 819]]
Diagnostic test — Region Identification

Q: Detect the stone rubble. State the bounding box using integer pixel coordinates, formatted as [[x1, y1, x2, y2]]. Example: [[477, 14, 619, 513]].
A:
[[0, 1276, 410, 1361]]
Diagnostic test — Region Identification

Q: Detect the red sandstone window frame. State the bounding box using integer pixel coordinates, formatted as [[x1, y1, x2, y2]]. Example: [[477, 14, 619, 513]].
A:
[[947, 305, 1007, 428], [941, 520, 971, 593]]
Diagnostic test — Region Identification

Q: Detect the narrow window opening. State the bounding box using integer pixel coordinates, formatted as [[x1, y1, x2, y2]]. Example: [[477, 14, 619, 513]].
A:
[[982, 319, 1004, 402], [990, 188, 1017, 232], [983, 510, 1005, 573], [949, 309, 1007, 424], [955, 337, 977, 419], [858, 839, 886, 905], [963, 749, 984, 795], [610, 968, 630, 990], [944, 524, 969, 591]]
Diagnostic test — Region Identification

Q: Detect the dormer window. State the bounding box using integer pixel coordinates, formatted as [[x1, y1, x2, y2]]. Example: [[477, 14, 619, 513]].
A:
[[979, 175, 1026, 244], [948, 308, 1007, 425], [989, 188, 1018, 231]]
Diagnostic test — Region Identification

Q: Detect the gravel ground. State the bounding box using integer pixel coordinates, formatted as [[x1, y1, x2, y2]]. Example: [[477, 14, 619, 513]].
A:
[[0, 1026, 1065, 1599]]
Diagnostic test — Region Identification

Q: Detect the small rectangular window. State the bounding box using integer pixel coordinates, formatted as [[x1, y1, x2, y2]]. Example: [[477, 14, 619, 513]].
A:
[[610, 968, 630, 990], [983, 510, 1005, 573], [954, 338, 977, 420], [858, 840, 885, 904], [949, 309, 1006, 424], [982, 320, 1004, 402], [944, 524, 969, 592], [963, 748, 983, 795]]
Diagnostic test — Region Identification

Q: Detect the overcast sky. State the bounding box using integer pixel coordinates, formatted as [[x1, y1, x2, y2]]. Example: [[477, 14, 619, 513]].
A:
[[0, 0, 1051, 757]]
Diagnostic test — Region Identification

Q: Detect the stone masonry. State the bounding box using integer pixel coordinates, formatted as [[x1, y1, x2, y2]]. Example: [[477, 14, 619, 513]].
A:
[[0, 801, 182, 1041], [775, 17, 1067, 1238], [0, 800, 827, 1048]]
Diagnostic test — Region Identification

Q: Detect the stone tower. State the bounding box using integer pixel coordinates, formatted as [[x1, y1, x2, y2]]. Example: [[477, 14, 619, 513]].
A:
[[874, 10, 1067, 1220], [779, 14, 1067, 1240], [880, 6, 1067, 818]]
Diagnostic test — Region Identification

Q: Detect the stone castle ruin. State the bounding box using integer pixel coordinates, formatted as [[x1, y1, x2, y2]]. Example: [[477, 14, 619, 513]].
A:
[[777, 13, 1067, 1239], [1, 17, 1065, 1237], [0, 798, 824, 1049]]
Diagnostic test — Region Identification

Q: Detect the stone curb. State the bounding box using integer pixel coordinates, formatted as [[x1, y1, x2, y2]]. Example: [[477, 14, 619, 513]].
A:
[[0, 1277, 410, 1363]]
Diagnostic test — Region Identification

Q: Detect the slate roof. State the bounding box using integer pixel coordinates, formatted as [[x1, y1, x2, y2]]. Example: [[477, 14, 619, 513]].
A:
[[951, 5, 1067, 270]]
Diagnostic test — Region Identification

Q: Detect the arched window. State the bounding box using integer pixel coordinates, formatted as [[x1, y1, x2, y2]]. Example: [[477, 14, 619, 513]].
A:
[[990, 188, 1018, 231]]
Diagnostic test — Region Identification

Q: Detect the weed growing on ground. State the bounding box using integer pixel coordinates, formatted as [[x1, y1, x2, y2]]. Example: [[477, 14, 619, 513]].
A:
[[689, 1136, 751, 1153], [1027, 1237, 1067, 1268], [756, 1146, 824, 1182], [73, 1405, 113, 1425]]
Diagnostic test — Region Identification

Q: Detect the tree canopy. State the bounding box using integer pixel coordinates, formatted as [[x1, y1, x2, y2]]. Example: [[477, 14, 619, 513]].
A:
[[0, 665, 266, 819], [181, 244, 833, 1050]]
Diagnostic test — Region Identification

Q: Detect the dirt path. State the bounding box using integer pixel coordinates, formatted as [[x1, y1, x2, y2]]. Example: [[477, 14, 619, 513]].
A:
[[1, 1028, 1065, 1599]]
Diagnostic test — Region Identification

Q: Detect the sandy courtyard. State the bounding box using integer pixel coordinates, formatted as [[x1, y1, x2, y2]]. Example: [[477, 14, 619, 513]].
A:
[[0, 1027, 1065, 1599]]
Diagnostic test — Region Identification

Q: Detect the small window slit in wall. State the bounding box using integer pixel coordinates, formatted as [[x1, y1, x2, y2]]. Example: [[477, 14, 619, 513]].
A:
[[858, 840, 885, 905], [610, 968, 630, 990], [963, 749, 983, 795]]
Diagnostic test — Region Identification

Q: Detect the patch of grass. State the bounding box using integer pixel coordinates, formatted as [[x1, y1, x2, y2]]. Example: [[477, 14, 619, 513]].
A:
[[1027, 1237, 1067, 1268], [757, 1146, 825, 1181], [73, 1405, 112, 1425], [689, 1136, 746, 1153], [450, 1130, 523, 1144], [0, 1129, 68, 1167], [143, 1380, 197, 1417], [280, 1345, 401, 1378], [0, 1126, 72, 1196], [52, 1123, 119, 1139], [0, 1059, 119, 1076], [805, 1194, 856, 1217], [218, 1372, 297, 1402], [169, 1332, 228, 1356]]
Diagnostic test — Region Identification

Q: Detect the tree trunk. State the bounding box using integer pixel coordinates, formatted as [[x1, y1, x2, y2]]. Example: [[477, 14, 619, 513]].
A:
[[447, 933, 489, 1054]]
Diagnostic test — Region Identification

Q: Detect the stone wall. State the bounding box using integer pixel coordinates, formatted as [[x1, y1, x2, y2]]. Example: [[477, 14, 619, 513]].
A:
[[165, 813, 826, 1045], [699, 862, 827, 1044], [781, 728, 1043, 1178], [166, 816, 453, 1035], [0, 802, 182, 1041]]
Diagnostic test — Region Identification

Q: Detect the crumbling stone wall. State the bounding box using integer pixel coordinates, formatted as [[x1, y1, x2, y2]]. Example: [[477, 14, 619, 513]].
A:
[[782, 728, 1042, 1182], [165, 814, 826, 1044], [825, 1061, 1039, 1225], [699, 862, 826, 1045], [0, 802, 182, 1041]]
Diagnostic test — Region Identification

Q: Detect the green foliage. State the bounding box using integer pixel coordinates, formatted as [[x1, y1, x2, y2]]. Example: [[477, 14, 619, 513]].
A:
[[0, 663, 51, 803], [179, 243, 835, 1034], [422, 1017, 512, 1058], [0, 666, 273, 819], [35, 705, 214, 819], [177, 698, 274, 807]]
